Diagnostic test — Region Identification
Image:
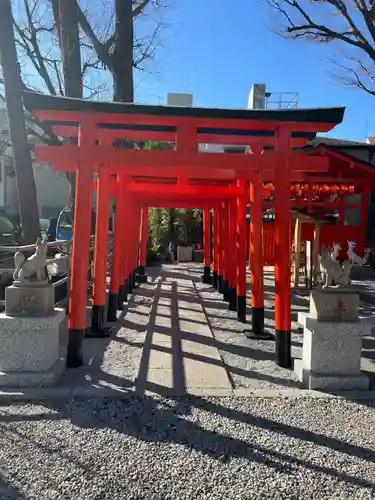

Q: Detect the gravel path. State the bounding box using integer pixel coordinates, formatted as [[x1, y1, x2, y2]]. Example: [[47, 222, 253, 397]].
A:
[[0, 395, 374, 499]]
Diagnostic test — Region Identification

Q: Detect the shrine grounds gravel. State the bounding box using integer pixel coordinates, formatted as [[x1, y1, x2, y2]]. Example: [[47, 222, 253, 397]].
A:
[[0, 395, 374, 499]]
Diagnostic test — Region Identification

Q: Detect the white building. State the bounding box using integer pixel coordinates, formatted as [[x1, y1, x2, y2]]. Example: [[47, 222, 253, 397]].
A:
[[0, 110, 71, 219]]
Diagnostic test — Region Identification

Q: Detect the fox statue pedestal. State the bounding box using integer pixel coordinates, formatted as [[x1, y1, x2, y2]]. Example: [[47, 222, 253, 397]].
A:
[[0, 238, 66, 388], [5, 282, 54, 316], [294, 289, 370, 391]]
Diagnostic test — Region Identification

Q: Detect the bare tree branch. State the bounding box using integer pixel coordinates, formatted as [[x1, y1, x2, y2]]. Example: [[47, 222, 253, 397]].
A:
[[77, 4, 113, 70], [265, 0, 375, 97], [22, 0, 58, 93], [13, 19, 57, 94], [133, 0, 151, 17]]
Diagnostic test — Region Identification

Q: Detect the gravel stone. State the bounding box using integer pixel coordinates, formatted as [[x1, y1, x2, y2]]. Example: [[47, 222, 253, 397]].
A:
[[0, 396, 374, 499], [195, 271, 304, 390]]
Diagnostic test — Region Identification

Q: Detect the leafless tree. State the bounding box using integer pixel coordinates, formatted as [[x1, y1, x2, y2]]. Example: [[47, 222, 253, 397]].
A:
[[77, 0, 170, 102], [0, 0, 40, 243], [11, 0, 170, 102], [1, 0, 170, 204], [265, 0, 375, 96]]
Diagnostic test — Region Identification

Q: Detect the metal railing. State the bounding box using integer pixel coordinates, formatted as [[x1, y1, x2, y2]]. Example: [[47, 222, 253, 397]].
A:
[[0, 233, 113, 308]]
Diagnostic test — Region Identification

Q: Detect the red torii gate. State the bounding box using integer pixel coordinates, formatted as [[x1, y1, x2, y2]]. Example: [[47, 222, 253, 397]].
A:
[[23, 91, 344, 370]]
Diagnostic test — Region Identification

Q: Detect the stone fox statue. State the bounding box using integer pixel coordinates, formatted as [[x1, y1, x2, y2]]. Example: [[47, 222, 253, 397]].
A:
[[319, 248, 352, 289], [13, 236, 48, 283]]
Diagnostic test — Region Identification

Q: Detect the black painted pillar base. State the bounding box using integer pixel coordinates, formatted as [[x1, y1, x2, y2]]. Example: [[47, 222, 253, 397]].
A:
[[275, 330, 292, 368], [132, 270, 137, 288], [228, 288, 237, 311], [138, 265, 145, 276], [123, 280, 129, 302], [127, 273, 133, 294], [218, 275, 224, 294], [252, 307, 264, 335], [222, 280, 230, 301], [212, 271, 218, 289], [67, 329, 85, 368], [87, 305, 110, 338], [237, 295, 247, 323], [118, 283, 126, 310], [243, 308, 273, 340], [107, 292, 118, 323], [136, 265, 148, 283], [202, 266, 212, 284]]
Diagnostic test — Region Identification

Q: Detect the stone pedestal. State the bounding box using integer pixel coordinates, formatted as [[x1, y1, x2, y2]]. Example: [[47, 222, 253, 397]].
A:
[[5, 284, 54, 316], [309, 288, 359, 322], [295, 289, 370, 391], [0, 308, 66, 387], [177, 246, 192, 262]]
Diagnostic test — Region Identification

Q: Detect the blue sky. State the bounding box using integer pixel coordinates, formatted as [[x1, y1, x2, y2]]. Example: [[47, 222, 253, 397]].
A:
[[135, 0, 375, 142]]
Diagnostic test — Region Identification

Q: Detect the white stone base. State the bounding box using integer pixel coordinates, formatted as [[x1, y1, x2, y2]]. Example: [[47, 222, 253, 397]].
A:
[[295, 312, 372, 391], [0, 357, 66, 388], [0, 308, 66, 386], [294, 359, 369, 391]]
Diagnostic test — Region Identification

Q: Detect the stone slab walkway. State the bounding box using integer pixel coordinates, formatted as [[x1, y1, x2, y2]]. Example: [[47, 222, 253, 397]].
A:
[[136, 273, 232, 395]]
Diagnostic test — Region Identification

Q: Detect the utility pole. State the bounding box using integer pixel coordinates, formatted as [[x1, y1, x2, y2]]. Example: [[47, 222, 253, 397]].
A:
[[0, 0, 40, 244]]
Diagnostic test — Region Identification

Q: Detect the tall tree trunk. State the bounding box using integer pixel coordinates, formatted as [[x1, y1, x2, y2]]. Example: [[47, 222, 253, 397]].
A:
[[53, 0, 83, 202], [0, 0, 40, 244], [57, 0, 82, 99], [113, 0, 134, 102]]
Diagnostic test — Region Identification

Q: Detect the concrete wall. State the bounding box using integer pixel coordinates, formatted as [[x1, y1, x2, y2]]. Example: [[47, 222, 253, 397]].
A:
[[34, 164, 71, 217], [0, 160, 5, 208], [167, 93, 193, 107], [248, 84, 267, 110]]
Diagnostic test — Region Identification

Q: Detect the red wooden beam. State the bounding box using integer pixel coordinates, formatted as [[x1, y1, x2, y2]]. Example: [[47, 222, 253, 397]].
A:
[[274, 127, 292, 369], [67, 118, 95, 367], [52, 125, 307, 149], [198, 134, 308, 148], [35, 144, 330, 172], [52, 125, 176, 143], [128, 183, 242, 198], [93, 178, 240, 200], [249, 174, 264, 334], [310, 145, 375, 177], [52, 162, 320, 183], [146, 200, 214, 208]]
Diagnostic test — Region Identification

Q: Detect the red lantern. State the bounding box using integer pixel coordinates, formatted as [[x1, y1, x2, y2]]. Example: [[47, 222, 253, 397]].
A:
[[348, 184, 355, 193], [313, 184, 319, 193], [331, 184, 338, 194]]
